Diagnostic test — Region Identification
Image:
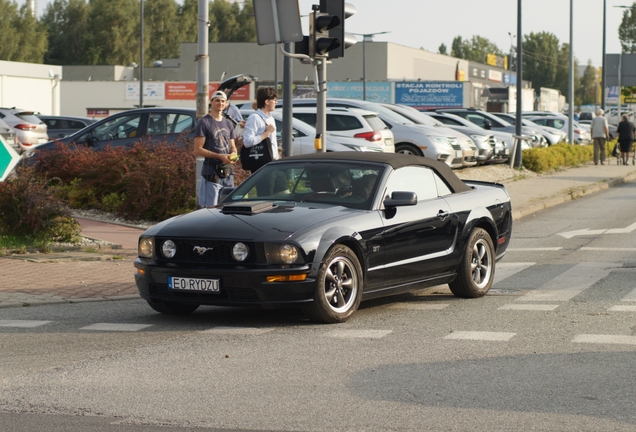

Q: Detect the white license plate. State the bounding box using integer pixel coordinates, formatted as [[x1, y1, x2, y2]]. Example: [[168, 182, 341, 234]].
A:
[[168, 277, 220, 292]]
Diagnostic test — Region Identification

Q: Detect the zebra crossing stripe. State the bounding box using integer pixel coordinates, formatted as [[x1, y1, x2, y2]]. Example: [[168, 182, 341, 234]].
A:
[[80, 323, 152, 332], [325, 329, 392, 339], [517, 262, 619, 302], [390, 303, 449, 310], [621, 288, 636, 302], [202, 327, 274, 335], [443, 331, 516, 341], [498, 304, 559, 311], [507, 248, 562, 251], [493, 262, 535, 284], [0, 320, 52, 328], [572, 334, 636, 345], [609, 305, 636, 312]]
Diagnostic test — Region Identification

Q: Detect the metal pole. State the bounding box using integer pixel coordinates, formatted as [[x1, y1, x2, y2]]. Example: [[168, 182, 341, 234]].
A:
[[568, 0, 574, 144], [140, 0, 144, 108], [514, 0, 523, 168], [274, 44, 279, 93], [362, 37, 366, 101], [316, 58, 327, 152], [195, 0, 209, 120], [282, 42, 293, 157], [601, 0, 607, 111]]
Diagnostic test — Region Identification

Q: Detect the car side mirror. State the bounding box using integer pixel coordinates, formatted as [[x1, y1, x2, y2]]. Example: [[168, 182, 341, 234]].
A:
[[384, 191, 417, 208], [483, 120, 492, 130], [219, 187, 234, 202]]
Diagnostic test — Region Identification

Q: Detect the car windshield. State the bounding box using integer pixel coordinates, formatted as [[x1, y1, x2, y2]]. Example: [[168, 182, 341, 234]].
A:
[[225, 161, 385, 210], [361, 103, 416, 125]]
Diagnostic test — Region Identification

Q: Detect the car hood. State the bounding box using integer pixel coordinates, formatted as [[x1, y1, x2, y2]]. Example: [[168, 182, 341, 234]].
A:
[[142, 202, 362, 243]]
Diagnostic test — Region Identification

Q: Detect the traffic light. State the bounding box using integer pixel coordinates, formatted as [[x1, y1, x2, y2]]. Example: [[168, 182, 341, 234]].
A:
[[319, 0, 357, 59], [309, 7, 341, 57]]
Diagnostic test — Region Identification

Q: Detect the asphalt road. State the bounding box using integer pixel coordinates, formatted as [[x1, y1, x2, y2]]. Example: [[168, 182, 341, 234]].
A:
[[1, 182, 636, 431]]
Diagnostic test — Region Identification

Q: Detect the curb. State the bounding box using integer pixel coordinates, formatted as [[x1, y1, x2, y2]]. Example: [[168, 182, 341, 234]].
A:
[[512, 171, 636, 220]]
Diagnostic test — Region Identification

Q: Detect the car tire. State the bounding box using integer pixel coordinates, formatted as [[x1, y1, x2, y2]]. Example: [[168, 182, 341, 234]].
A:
[[449, 228, 495, 298], [305, 245, 363, 324], [395, 143, 422, 156], [146, 299, 199, 315]]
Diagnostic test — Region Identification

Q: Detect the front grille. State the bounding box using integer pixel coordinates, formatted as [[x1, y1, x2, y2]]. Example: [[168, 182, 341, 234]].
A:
[[156, 238, 257, 264], [447, 137, 462, 151]]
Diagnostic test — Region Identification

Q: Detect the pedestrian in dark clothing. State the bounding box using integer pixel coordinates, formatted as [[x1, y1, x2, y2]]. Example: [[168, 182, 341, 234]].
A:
[[616, 114, 635, 165]]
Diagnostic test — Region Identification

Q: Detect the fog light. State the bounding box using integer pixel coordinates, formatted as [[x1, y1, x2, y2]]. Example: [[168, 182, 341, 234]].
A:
[[232, 242, 249, 261]]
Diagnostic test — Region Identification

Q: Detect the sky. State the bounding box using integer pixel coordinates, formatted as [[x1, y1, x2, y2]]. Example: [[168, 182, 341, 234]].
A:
[[18, 0, 634, 68]]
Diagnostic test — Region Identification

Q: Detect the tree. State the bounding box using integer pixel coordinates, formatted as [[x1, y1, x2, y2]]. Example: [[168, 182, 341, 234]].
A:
[[144, 0, 182, 62], [83, 0, 139, 65], [438, 43, 448, 55], [42, 0, 89, 65], [618, 2, 636, 53], [552, 43, 579, 106], [450, 36, 466, 59], [448, 35, 502, 62], [0, 0, 48, 63], [522, 32, 560, 91], [578, 61, 597, 106]]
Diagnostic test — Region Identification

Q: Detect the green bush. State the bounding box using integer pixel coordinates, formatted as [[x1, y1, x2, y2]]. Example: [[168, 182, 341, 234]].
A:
[[0, 168, 81, 241], [521, 143, 594, 173], [33, 139, 199, 221]]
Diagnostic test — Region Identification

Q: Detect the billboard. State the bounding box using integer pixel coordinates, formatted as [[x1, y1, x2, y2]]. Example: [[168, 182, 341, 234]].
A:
[[326, 82, 392, 103], [395, 82, 464, 109]]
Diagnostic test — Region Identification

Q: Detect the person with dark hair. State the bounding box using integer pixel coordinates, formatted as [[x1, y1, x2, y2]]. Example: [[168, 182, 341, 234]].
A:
[[243, 87, 283, 195], [193, 90, 238, 207], [616, 114, 635, 165]]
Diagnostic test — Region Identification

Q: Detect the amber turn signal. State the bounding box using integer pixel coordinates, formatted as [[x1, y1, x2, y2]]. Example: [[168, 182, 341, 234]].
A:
[[266, 274, 307, 283]]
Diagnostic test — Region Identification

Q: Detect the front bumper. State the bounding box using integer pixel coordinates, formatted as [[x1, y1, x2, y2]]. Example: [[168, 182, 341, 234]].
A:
[[134, 259, 317, 307]]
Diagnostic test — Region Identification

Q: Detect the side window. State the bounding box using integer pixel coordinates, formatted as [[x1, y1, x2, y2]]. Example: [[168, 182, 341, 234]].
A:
[[326, 114, 363, 131], [435, 116, 461, 126], [384, 166, 439, 202], [466, 114, 487, 128], [293, 113, 317, 127], [554, 119, 565, 129], [434, 173, 453, 196], [88, 114, 142, 141], [172, 114, 195, 133], [532, 118, 546, 126], [68, 120, 86, 129]]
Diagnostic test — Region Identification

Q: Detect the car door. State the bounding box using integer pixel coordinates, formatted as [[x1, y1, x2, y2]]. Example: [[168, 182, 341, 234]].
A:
[[373, 166, 459, 288], [148, 111, 196, 146], [74, 112, 147, 150], [273, 119, 313, 154]]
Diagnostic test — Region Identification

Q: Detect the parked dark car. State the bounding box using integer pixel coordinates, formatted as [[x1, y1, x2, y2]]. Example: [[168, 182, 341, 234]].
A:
[[31, 107, 196, 153], [36, 115, 97, 139], [134, 152, 513, 323]]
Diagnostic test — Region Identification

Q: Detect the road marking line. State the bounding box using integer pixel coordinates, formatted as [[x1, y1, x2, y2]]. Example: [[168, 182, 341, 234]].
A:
[[516, 262, 619, 302], [202, 327, 275, 335], [609, 305, 636, 312], [498, 304, 559, 311], [80, 323, 152, 332], [443, 331, 516, 341], [507, 248, 562, 251], [493, 262, 535, 284], [580, 247, 636, 251], [621, 288, 636, 302], [390, 303, 449, 310], [0, 320, 52, 328], [572, 334, 636, 345], [325, 329, 392, 339]]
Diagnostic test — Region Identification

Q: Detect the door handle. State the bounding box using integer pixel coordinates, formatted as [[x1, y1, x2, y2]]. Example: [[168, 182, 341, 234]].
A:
[[437, 210, 450, 219]]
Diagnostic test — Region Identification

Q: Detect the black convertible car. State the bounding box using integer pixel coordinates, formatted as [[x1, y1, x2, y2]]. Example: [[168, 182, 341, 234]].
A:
[[134, 152, 512, 323]]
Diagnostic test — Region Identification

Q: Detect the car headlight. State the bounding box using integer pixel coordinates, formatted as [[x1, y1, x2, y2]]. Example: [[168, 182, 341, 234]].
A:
[[232, 242, 249, 261], [428, 135, 450, 146], [161, 239, 176, 258], [469, 134, 488, 144], [138, 237, 154, 258], [264, 243, 303, 264]]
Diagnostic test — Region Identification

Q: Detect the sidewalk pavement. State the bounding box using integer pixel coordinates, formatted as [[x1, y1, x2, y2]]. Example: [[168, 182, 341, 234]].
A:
[[2, 163, 636, 309]]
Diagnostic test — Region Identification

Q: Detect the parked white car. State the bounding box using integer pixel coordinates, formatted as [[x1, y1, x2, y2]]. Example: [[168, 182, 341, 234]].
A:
[[0, 107, 48, 153], [525, 116, 591, 145], [239, 109, 394, 154]]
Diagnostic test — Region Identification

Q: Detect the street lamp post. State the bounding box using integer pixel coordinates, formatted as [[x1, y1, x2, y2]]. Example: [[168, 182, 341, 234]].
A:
[[602, 0, 606, 111], [353, 31, 390, 101]]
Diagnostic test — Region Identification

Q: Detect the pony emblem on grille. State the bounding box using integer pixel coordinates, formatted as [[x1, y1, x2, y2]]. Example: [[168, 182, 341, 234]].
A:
[[193, 246, 214, 255]]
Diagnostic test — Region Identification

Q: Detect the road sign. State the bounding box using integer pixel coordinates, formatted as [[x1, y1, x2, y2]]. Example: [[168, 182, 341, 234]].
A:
[[0, 135, 20, 182]]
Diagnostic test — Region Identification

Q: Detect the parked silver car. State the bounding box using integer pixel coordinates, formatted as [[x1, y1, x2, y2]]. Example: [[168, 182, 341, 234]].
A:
[[525, 116, 591, 145], [281, 99, 463, 168], [0, 117, 18, 153], [36, 115, 97, 139], [0, 108, 48, 153], [492, 112, 566, 146]]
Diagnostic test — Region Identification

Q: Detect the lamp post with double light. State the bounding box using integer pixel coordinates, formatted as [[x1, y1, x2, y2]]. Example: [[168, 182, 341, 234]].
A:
[[352, 31, 390, 101]]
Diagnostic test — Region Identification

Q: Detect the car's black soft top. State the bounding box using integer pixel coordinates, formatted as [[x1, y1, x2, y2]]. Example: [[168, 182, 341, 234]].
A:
[[281, 151, 471, 193]]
